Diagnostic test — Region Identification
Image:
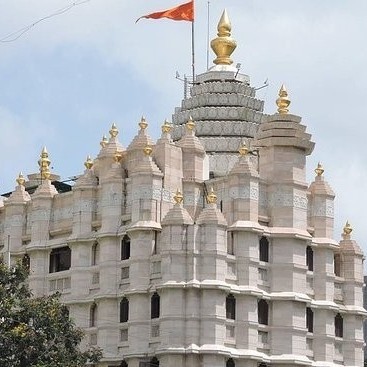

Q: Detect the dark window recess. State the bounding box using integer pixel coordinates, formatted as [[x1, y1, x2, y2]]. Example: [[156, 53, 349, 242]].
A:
[[306, 307, 313, 333], [259, 237, 269, 262], [49, 246, 71, 273], [226, 294, 236, 320], [151, 293, 160, 319], [306, 246, 313, 271], [150, 358, 159, 367], [226, 359, 235, 367], [227, 232, 234, 255], [22, 254, 30, 270], [90, 303, 97, 327], [121, 236, 131, 260], [258, 299, 269, 325], [152, 231, 158, 255], [120, 362, 128, 367], [91, 242, 99, 266], [335, 313, 343, 337], [120, 297, 129, 323], [334, 254, 341, 277]]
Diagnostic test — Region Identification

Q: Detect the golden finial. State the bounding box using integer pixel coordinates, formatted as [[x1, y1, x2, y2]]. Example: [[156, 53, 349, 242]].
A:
[[84, 155, 93, 170], [343, 221, 353, 236], [315, 162, 324, 177], [109, 123, 119, 138], [207, 187, 217, 204], [139, 116, 148, 130], [186, 116, 195, 131], [210, 9, 237, 66], [162, 119, 172, 134], [276, 84, 291, 114], [100, 135, 108, 148], [16, 172, 25, 186], [38, 146, 51, 180], [114, 150, 123, 163], [174, 189, 183, 204], [143, 145, 153, 156], [239, 142, 249, 156]]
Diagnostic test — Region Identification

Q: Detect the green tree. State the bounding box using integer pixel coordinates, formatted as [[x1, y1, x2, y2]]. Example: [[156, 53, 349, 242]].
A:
[[0, 259, 102, 366]]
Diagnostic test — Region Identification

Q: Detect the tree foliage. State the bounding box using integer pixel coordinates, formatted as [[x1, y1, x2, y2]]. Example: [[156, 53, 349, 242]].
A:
[[0, 259, 102, 366]]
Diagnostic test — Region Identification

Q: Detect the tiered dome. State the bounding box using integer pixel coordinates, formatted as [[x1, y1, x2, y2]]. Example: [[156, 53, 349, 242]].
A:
[[172, 9, 266, 176]]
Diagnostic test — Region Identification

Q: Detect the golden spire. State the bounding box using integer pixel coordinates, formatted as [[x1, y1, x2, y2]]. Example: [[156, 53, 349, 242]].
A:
[[207, 187, 217, 204], [210, 9, 237, 66], [343, 221, 353, 236], [38, 146, 51, 180], [162, 119, 172, 134], [84, 155, 93, 170], [114, 150, 123, 163], [139, 116, 148, 130], [100, 135, 108, 148], [315, 162, 324, 177], [143, 145, 153, 156], [109, 123, 119, 138], [174, 189, 183, 204], [16, 172, 25, 186], [239, 142, 249, 156], [186, 116, 195, 131], [276, 84, 291, 114]]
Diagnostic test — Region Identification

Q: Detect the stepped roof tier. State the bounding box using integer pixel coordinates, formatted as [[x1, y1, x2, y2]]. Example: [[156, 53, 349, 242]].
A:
[[172, 9, 266, 176]]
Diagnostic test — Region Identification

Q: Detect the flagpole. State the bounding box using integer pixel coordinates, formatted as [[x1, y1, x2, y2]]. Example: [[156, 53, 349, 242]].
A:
[[191, 14, 195, 83]]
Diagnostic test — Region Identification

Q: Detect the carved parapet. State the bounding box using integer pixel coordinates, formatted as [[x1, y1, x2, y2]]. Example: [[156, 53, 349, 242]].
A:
[[190, 81, 255, 97], [172, 106, 265, 125], [181, 93, 264, 111]]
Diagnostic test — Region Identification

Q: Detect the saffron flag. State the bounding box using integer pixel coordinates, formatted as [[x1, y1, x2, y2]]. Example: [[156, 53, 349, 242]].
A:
[[136, 1, 194, 23]]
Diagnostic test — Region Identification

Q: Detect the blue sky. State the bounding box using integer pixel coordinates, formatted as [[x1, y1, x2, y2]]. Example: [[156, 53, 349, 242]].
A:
[[1, 0, 367, 256]]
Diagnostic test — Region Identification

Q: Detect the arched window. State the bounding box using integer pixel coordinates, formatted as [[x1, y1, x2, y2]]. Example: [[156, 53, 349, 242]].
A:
[[335, 313, 343, 337], [121, 235, 131, 260], [151, 292, 160, 319], [22, 254, 30, 270], [306, 246, 313, 271], [91, 242, 100, 266], [259, 237, 269, 262], [258, 299, 269, 325], [306, 307, 313, 333], [120, 297, 129, 323], [226, 294, 236, 320], [150, 357, 159, 367], [334, 254, 341, 277], [90, 303, 97, 327], [226, 358, 235, 367]]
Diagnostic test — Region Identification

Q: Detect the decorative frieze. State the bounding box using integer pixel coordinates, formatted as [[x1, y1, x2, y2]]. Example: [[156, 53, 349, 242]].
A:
[[190, 81, 255, 97]]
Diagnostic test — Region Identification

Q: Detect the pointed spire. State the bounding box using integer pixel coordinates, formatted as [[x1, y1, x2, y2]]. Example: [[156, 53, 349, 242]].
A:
[[343, 221, 353, 236], [239, 142, 249, 156], [174, 189, 184, 204], [315, 162, 324, 177], [207, 187, 217, 204], [162, 119, 172, 134], [276, 84, 291, 114], [109, 123, 119, 139], [100, 135, 108, 148], [139, 116, 148, 130], [143, 145, 153, 156], [210, 9, 237, 66], [186, 116, 196, 131], [38, 146, 51, 180], [84, 155, 94, 170], [114, 150, 123, 163], [16, 172, 25, 186]]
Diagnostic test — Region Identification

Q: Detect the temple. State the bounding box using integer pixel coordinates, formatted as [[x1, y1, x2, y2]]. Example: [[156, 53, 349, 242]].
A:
[[0, 10, 365, 367]]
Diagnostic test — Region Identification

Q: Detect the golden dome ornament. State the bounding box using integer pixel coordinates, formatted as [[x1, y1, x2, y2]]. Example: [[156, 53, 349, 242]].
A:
[[84, 155, 94, 170], [186, 116, 195, 131], [143, 145, 153, 156], [315, 162, 324, 177], [109, 123, 119, 138], [139, 116, 148, 130], [173, 189, 184, 204], [207, 187, 217, 204], [162, 119, 172, 134], [276, 84, 291, 114], [16, 172, 25, 186], [100, 135, 108, 148]]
